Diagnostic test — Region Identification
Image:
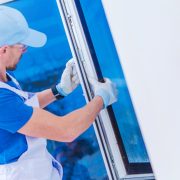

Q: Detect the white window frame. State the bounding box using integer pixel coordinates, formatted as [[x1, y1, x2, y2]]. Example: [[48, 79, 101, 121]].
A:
[[56, 0, 155, 179]]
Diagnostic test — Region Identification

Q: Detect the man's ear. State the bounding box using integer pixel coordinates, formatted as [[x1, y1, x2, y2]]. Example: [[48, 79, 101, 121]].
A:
[[0, 46, 7, 55]]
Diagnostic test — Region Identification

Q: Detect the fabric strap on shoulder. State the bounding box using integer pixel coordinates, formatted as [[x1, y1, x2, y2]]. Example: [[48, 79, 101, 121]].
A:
[[0, 81, 28, 100]]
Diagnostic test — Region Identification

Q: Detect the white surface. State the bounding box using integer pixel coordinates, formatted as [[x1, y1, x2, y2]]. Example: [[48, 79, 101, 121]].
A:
[[102, 0, 180, 180]]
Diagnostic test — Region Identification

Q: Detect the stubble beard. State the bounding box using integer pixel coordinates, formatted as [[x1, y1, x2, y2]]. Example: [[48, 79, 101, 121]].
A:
[[7, 65, 17, 71], [6, 55, 22, 71]]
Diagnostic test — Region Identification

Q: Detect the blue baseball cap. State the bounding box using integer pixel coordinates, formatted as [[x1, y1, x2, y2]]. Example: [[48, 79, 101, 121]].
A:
[[0, 6, 47, 47]]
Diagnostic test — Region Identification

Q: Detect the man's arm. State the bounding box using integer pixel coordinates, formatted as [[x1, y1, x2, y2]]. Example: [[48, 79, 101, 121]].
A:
[[20, 77, 117, 142], [36, 89, 56, 108], [36, 59, 79, 108], [18, 96, 103, 142]]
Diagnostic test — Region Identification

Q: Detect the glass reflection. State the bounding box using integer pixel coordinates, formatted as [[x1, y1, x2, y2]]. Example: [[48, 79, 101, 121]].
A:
[[78, 0, 150, 163]]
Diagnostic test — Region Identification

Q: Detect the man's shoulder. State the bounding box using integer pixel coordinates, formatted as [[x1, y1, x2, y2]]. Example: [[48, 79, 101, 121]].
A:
[[0, 85, 22, 103], [0, 71, 24, 105], [0, 87, 18, 99]]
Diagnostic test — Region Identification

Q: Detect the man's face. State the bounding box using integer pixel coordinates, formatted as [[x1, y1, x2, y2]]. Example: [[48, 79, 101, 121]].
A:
[[1, 44, 27, 70]]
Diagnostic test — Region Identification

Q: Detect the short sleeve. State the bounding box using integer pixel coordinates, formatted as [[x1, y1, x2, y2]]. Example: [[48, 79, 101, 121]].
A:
[[0, 89, 33, 133]]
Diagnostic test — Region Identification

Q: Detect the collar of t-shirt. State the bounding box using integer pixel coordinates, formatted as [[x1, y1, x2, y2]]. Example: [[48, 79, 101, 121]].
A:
[[6, 72, 20, 90]]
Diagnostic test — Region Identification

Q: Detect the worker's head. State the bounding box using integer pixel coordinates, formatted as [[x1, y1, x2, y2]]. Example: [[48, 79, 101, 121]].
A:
[[0, 6, 47, 70]]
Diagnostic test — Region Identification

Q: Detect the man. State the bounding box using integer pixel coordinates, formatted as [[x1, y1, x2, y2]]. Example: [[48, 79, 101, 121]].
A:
[[0, 5, 118, 180]]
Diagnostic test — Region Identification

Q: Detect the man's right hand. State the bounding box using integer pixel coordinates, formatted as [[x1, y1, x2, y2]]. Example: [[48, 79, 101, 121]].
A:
[[89, 77, 118, 108]]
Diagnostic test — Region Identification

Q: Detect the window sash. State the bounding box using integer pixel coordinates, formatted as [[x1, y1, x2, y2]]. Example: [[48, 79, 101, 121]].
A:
[[56, 0, 154, 179]]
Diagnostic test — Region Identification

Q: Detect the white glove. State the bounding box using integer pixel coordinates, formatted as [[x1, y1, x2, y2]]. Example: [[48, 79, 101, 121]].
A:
[[89, 77, 118, 108], [56, 58, 80, 96]]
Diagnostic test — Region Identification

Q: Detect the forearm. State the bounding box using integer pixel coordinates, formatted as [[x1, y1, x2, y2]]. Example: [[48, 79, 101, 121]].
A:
[[36, 89, 56, 108], [19, 96, 103, 142], [63, 96, 103, 141]]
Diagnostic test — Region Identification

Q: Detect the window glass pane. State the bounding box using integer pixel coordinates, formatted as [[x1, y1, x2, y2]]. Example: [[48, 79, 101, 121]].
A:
[[7, 0, 108, 179], [78, 0, 150, 163]]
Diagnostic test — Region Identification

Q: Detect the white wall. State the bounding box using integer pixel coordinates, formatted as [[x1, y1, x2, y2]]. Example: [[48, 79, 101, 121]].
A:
[[102, 0, 180, 179]]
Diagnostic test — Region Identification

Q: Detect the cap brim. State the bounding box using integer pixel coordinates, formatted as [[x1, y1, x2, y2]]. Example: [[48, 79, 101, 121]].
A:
[[21, 28, 47, 48]]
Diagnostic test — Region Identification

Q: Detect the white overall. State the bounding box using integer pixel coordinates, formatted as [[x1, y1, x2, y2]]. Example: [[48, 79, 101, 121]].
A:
[[0, 73, 63, 180]]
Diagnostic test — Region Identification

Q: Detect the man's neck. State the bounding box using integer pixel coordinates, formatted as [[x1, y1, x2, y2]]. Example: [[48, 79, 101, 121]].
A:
[[0, 66, 7, 82]]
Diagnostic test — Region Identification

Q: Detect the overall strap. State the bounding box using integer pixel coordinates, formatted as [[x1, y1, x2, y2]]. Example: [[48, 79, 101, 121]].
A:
[[0, 81, 28, 100], [6, 72, 22, 89]]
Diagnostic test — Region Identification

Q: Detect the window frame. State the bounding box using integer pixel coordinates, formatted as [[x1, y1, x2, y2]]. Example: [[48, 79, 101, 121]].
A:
[[56, 0, 155, 179]]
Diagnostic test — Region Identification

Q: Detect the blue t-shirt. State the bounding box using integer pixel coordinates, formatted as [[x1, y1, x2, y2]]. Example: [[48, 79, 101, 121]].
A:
[[0, 72, 33, 164]]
